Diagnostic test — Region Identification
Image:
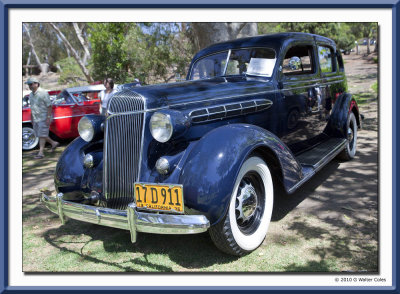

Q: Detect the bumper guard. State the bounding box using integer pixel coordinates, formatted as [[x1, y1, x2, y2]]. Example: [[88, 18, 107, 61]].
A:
[[41, 193, 210, 243]]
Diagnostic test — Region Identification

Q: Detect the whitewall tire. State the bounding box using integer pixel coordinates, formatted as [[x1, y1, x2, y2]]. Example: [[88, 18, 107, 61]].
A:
[[209, 156, 274, 256]]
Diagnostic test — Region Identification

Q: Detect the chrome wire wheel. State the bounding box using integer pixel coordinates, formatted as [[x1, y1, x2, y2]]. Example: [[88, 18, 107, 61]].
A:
[[22, 126, 39, 151], [209, 156, 274, 256]]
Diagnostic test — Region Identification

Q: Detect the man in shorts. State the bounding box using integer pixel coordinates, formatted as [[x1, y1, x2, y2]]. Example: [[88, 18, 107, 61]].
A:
[[25, 77, 59, 159]]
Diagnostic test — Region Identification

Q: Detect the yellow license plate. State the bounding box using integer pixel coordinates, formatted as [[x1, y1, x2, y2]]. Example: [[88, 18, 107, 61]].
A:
[[134, 183, 184, 213]]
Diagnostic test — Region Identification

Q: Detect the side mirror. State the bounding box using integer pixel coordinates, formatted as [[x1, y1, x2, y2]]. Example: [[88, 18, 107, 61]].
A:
[[288, 56, 301, 70]]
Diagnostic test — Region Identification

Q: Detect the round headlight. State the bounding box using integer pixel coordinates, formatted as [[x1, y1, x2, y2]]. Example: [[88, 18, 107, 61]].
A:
[[150, 112, 173, 143], [78, 116, 94, 142]]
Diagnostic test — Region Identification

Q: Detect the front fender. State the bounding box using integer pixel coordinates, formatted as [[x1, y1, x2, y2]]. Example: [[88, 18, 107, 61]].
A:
[[325, 93, 360, 137], [179, 124, 302, 225], [55, 138, 103, 200]]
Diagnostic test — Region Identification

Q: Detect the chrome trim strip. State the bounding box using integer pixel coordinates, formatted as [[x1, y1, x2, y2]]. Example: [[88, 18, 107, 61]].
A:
[[138, 105, 147, 181], [103, 112, 110, 200], [23, 113, 88, 123], [287, 169, 315, 195], [281, 79, 344, 92], [283, 76, 343, 85], [189, 99, 273, 123], [41, 193, 210, 243], [52, 114, 85, 120]]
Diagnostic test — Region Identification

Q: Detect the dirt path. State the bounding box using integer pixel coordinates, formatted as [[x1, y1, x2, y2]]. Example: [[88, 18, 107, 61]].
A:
[[344, 51, 378, 95]]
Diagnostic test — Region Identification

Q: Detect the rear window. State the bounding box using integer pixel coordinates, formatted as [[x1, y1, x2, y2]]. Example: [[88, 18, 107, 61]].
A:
[[318, 45, 336, 73]]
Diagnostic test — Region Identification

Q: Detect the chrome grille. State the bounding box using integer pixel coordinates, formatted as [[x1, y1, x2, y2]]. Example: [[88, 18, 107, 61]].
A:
[[104, 90, 145, 210]]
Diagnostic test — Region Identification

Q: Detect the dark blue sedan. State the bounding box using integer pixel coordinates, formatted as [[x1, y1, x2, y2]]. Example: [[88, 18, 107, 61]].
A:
[[42, 32, 361, 256]]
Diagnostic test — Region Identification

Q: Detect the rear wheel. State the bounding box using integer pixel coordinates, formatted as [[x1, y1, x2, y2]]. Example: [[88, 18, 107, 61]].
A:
[[22, 125, 39, 151], [209, 156, 274, 256], [338, 112, 357, 160]]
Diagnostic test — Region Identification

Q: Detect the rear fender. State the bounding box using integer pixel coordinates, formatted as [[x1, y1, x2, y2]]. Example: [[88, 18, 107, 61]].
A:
[[179, 124, 302, 225], [325, 93, 360, 137]]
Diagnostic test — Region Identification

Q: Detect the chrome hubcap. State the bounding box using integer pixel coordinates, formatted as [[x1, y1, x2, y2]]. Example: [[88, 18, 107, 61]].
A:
[[22, 128, 38, 149], [347, 125, 354, 149], [234, 171, 266, 235], [236, 182, 258, 223]]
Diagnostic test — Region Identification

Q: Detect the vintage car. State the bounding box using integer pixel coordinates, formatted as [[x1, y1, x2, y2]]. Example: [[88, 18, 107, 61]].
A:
[[23, 90, 61, 107], [22, 84, 104, 150], [41, 33, 361, 256]]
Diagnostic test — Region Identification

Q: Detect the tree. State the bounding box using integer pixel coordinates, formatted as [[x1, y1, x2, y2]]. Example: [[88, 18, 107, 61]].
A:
[[72, 23, 91, 65], [89, 23, 195, 85], [190, 23, 258, 51], [88, 23, 131, 83], [122, 23, 195, 84], [23, 23, 49, 75], [349, 23, 378, 55], [48, 23, 93, 83]]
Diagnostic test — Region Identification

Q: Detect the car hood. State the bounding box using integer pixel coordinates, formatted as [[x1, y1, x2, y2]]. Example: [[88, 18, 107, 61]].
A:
[[121, 76, 275, 110]]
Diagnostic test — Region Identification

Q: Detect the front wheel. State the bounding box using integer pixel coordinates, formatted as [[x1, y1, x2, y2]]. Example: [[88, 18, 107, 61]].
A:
[[22, 126, 39, 151], [337, 112, 357, 160], [209, 156, 274, 256]]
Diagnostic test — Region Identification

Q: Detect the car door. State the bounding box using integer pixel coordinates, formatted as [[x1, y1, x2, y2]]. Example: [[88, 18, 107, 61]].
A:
[[79, 90, 101, 115], [316, 43, 344, 115], [277, 41, 328, 154], [51, 91, 84, 138]]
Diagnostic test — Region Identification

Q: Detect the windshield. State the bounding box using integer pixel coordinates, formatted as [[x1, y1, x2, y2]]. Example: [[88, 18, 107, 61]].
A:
[[190, 47, 276, 80], [53, 90, 76, 105]]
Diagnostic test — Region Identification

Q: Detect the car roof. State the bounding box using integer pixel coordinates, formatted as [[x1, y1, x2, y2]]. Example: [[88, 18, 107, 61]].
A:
[[192, 32, 336, 61]]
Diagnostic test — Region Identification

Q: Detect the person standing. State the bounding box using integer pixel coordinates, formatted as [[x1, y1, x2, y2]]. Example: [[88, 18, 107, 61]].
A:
[[25, 77, 59, 159], [100, 78, 117, 115]]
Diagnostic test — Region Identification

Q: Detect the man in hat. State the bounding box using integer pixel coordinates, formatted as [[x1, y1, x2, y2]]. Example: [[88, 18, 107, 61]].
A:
[[25, 77, 59, 159]]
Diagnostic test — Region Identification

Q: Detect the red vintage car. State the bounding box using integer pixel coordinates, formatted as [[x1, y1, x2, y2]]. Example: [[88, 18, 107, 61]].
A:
[[22, 84, 105, 150]]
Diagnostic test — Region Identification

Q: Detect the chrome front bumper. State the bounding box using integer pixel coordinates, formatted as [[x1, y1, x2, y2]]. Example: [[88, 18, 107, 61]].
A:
[[41, 193, 210, 243]]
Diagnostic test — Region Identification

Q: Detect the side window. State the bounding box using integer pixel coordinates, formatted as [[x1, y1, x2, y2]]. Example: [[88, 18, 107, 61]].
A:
[[282, 45, 315, 76], [318, 46, 335, 73]]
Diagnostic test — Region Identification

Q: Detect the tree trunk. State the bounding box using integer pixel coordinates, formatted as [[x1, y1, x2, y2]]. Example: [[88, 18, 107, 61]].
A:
[[366, 37, 371, 55], [23, 23, 49, 75], [25, 51, 31, 77], [72, 23, 91, 65], [191, 23, 258, 51], [48, 22, 94, 83]]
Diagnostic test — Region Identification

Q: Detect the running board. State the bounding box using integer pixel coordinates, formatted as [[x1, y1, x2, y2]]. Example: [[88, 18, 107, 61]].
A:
[[287, 138, 347, 194]]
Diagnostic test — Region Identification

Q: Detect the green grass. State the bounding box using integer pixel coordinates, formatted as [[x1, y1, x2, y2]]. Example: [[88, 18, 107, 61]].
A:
[[371, 81, 378, 93], [23, 194, 378, 272], [353, 92, 377, 106]]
